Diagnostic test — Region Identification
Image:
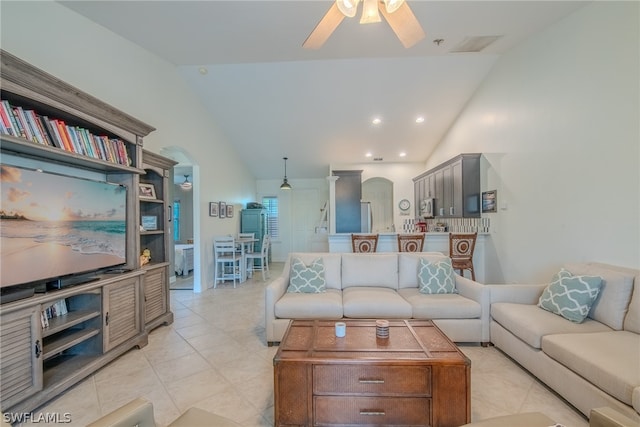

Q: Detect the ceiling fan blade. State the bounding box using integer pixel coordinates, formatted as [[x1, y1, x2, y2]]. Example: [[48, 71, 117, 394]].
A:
[[380, 1, 425, 48], [303, 3, 345, 49]]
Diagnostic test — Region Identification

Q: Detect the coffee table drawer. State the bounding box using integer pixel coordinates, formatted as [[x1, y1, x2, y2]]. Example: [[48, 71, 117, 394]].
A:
[[314, 365, 431, 395], [314, 396, 431, 426]]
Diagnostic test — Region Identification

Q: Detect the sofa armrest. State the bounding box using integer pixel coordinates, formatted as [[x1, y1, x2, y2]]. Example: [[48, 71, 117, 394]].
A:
[[589, 407, 640, 427], [86, 398, 156, 427], [265, 260, 291, 342], [455, 275, 491, 343], [487, 284, 547, 305]]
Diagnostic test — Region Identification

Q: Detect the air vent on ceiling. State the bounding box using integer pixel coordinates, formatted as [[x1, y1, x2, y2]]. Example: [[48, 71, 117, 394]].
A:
[[373, 157, 384, 162], [450, 35, 502, 53]]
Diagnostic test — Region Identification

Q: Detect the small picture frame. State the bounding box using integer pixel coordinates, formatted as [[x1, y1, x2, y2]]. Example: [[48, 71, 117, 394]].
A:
[[226, 204, 234, 218], [138, 183, 156, 199], [209, 202, 219, 217], [482, 190, 497, 213], [219, 202, 226, 218], [141, 215, 158, 231]]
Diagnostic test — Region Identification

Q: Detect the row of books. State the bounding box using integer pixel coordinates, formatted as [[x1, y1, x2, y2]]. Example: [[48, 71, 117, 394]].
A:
[[41, 299, 69, 329], [0, 99, 131, 166]]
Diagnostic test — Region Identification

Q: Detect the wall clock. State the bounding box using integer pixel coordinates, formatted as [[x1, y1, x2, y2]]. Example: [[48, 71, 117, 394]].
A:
[[399, 199, 411, 211]]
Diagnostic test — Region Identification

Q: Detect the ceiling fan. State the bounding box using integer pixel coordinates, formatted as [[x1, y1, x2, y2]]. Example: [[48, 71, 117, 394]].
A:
[[303, 0, 425, 49]]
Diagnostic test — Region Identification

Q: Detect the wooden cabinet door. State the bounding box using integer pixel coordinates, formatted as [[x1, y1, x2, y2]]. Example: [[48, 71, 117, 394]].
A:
[[103, 277, 142, 352], [0, 305, 43, 411], [144, 267, 167, 324]]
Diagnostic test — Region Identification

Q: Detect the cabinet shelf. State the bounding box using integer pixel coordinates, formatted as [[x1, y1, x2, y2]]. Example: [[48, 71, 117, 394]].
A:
[[42, 310, 100, 338], [0, 134, 144, 174], [42, 328, 100, 360]]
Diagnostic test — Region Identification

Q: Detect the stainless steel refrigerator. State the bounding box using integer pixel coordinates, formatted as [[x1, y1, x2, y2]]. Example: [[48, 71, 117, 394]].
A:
[[361, 202, 372, 233]]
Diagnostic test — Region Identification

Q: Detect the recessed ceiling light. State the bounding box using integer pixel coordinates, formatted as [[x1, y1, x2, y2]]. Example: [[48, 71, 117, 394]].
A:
[[415, 116, 425, 123], [399, 152, 407, 157], [365, 152, 373, 157], [372, 117, 382, 125], [198, 67, 208, 75]]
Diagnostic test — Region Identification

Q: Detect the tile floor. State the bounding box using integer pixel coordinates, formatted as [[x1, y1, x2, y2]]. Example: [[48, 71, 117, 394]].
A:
[[25, 263, 589, 427]]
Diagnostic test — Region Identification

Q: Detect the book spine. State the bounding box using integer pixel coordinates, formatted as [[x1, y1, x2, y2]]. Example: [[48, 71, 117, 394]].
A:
[[0, 101, 14, 136], [54, 120, 73, 152], [3, 101, 21, 137], [40, 116, 62, 148], [12, 107, 30, 140], [25, 110, 46, 145]]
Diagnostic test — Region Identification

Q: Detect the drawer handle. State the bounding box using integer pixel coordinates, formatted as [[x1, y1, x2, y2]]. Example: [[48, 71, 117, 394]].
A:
[[358, 379, 384, 384], [360, 410, 385, 416]]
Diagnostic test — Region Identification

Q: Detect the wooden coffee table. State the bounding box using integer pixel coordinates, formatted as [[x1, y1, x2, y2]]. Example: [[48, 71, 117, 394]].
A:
[[273, 319, 470, 427]]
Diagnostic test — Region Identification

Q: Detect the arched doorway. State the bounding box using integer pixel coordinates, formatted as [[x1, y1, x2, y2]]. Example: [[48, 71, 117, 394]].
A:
[[362, 177, 394, 233]]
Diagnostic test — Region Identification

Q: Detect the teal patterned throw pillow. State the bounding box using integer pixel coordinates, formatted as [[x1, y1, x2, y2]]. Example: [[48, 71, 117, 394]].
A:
[[418, 257, 456, 294], [287, 257, 326, 293], [538, 268, 602, 323]]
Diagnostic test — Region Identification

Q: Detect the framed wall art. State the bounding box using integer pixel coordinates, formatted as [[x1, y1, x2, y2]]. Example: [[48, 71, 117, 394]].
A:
[[226, 204, 234, 218], [482, 190, 497, 213], [209, 202, 219, 217], [138, 183, 156, 199], [219, 202, 226, 218]]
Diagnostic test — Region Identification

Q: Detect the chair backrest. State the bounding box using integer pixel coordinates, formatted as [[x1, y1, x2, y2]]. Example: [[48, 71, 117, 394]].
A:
[[351, 234, 379, 253], [238, 232, 255, 239], [449, 232, 477, 259], [398, 234, 425, 252], [214, 236, 236, 255], [260, 234, 270, 255]]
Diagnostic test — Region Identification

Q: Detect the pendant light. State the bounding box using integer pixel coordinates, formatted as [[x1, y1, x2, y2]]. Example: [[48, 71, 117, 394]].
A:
[[180, 174, 192, 191], [280, 157, 292, 190]]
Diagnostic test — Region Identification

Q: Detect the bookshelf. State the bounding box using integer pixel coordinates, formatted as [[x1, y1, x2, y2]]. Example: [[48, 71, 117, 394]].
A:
[[0, 49, 157, 414], [139, 149, 176, 331]]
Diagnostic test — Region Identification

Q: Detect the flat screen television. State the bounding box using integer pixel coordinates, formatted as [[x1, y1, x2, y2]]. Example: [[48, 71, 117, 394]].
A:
[[0, 164, 127, 289]]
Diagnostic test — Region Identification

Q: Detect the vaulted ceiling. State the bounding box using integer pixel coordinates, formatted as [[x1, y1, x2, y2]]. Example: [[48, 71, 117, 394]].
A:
[[60, 1, 586, 180]]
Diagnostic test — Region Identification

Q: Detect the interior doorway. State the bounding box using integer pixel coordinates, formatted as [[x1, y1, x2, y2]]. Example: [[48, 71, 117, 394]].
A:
[[362, 177, 394, 233]]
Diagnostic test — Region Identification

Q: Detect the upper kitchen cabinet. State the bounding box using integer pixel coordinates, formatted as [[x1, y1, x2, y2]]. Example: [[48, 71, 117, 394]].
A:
[[414, 154, 481, 218]]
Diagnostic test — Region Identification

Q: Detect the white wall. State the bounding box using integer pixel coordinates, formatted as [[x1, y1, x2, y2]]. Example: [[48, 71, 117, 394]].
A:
[[1, 1, 257, 292], [427, 2, 639, 283]]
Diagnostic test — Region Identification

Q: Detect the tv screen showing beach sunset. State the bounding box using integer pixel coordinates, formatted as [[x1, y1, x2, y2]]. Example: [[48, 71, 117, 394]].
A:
[[0, 165, 127, 288]]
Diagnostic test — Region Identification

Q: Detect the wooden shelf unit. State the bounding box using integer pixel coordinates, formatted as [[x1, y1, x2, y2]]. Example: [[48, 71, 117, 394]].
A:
[[0, 49, 159, 414]]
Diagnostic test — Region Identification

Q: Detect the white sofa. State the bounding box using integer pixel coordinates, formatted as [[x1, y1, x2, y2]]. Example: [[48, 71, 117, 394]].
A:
[[265, 252, 490, 345], [489, 262, 640, 422]]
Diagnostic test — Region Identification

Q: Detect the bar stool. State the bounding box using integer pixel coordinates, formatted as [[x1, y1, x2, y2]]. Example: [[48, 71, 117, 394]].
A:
[[449, 232, 477, 280], [351, 233, 379, 253], [397, 233, 425, 252]]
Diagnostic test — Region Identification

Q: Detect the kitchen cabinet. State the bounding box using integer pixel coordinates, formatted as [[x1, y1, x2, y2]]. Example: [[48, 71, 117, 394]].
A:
[[413, 154, 481, 218]]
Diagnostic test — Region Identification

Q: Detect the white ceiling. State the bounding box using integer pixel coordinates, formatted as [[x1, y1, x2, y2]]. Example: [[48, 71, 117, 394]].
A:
[[60, 1, 587, 180]]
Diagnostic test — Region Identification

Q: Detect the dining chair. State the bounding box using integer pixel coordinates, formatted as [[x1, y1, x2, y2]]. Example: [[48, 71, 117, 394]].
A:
[[238, 232, 255, 253], [245, 234, 270, 281], [397, 233, 425, 252], [213, 236, 241, 288], [449, 232, 478, 280], [351, 234, 379, 253]]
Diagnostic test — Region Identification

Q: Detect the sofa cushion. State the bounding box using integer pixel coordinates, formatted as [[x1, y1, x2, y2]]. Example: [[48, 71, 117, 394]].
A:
[[538, 269, 602, 323], [626, 287, 640, 334], [398, 252, 448, 289], [289, 253, 342, 290], [564, 263, 635, 330], [342, 253, 398, 289], [275, 289, 343, 319], [418, 257, 456, 294], [491, 302, 612, 349], [342, 287, 412, 318], [287, 257, 326, 293], [399, 288, 480, 319], [541, 331, 640, 406]]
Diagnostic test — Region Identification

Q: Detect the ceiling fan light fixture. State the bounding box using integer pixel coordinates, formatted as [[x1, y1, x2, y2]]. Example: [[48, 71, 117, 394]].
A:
[[280, 157, 292, 190], [336, 0, 360, 18], [383, 0, 404, 14], [180, 174, 193, 190], [360, 0, 381, 24]]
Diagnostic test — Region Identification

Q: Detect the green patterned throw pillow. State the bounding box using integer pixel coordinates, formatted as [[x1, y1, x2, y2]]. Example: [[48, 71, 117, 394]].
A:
[[418, 257, 456, 294], [538, 268, 602, 323], [287, 257, 326, 293]]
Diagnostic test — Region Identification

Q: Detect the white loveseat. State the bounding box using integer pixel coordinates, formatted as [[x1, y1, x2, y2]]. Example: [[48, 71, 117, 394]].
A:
[[265, 252, 490, 345], [489, 262, 640, 422]]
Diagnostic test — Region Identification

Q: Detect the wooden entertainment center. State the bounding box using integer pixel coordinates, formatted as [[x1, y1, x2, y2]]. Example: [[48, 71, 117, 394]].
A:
[[0, 50, 175, 414]]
